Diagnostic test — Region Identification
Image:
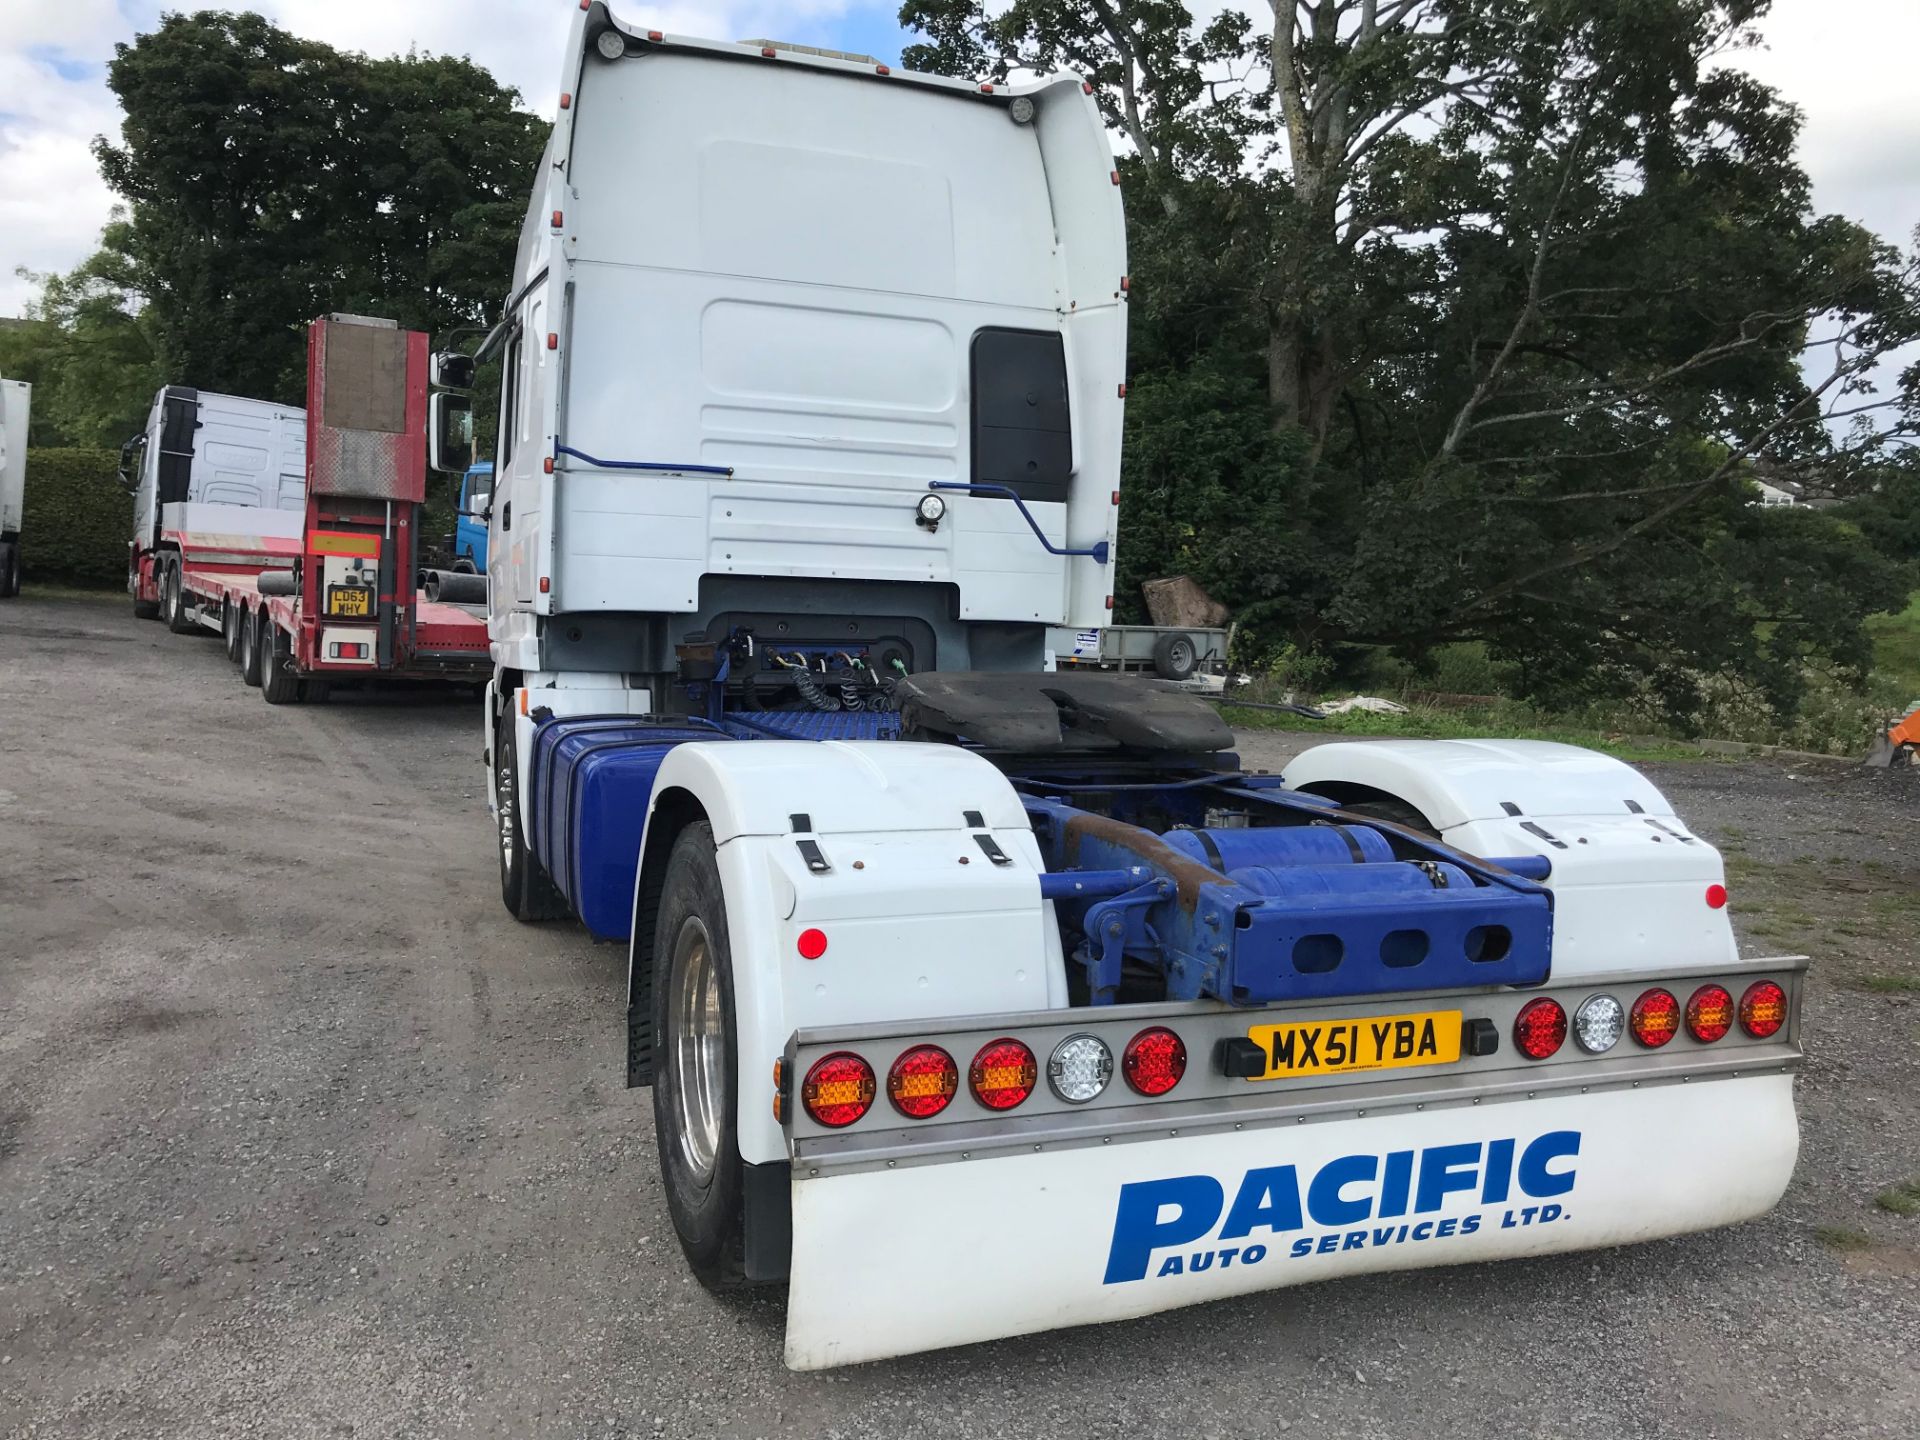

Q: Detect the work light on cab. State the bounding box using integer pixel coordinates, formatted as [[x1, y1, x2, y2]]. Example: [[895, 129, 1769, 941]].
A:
[[887, 1045, 958, 1119], [1513, 997, 1567, 1060], [1122, 1027, 1186, 1096], [1047, 1033, 1113, 1104], [1685, 984, 1734, 1043], [968, 1038, 1037, 1110], [801, 1052, 875, 1128], [1630, 988, 1680, 1048], [1739, 980, 1787, 1038]]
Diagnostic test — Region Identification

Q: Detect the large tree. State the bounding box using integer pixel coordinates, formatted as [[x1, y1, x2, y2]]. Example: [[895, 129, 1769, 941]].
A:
[[903, 0, 1918, 718], [89, 10, 546, 405]]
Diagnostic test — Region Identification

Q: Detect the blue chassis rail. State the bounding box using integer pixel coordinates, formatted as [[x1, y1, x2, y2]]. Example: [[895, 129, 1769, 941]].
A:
[[529, 710, 1554, 1006]]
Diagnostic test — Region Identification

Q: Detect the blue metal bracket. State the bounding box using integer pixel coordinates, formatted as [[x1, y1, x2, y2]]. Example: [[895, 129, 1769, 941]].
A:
[[928, 482, 1110, 563], [554, 442, 733, 477]]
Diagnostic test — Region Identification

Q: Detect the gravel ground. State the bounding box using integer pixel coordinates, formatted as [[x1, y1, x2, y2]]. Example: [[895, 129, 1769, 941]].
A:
[[2, 594, 1916, 1439]]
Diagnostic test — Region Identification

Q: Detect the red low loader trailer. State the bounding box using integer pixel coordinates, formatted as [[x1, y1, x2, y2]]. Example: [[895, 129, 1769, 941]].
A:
[[128, 314, 490, 702]]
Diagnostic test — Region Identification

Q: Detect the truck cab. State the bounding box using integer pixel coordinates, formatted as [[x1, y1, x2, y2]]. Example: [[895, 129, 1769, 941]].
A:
[[452, 461, 492, 574]]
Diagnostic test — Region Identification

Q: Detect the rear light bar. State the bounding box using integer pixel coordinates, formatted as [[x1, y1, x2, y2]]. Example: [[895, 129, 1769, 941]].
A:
[[784, 967, 1800, 1134]]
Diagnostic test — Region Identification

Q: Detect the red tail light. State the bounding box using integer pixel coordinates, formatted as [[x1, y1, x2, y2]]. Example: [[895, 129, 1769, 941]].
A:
[[1685, 984, 1734, 1043], [1513, 997, 1567, 1060], [1739, 980, 1787, 1038], [1705, 883, 1728, 909], [1122, 1027, 1186, 1096], [801, 1052, 874, 1128], [969, 1039, 1037, 1110], [1630, 988, 1679, 1048], [887, 1045, 958, 1119]]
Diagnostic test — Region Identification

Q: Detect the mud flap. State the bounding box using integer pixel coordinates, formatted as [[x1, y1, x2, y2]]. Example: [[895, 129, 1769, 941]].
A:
[[781, 1076, 1797, 1370]]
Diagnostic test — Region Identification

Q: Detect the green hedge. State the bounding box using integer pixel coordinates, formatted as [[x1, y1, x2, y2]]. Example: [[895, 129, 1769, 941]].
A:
[[19, 448, 130, 589]]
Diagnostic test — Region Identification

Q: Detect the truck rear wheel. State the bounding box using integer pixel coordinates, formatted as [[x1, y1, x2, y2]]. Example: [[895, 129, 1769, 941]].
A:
[[164, 561, 197, 635], [0, 541, 19, 598], [261, 619, 301, 704], [222, 603, 243, 662], [652, 822, 750, 1291], [239, 607, 265, 687], [496, 721, 567, 921]]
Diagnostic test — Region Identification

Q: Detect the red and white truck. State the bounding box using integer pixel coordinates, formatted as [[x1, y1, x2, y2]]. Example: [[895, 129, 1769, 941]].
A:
[[121, 314, 489, 700]]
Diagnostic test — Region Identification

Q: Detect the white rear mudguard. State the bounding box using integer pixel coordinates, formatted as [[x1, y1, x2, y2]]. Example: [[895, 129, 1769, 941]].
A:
[[785, 1071, 1796, 1368]]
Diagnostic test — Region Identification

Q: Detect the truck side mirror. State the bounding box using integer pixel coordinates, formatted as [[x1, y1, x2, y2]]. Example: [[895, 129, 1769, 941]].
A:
[[429, 392, 473, 475], [116, 436, 142, 491], [432, 352, 476, 390]]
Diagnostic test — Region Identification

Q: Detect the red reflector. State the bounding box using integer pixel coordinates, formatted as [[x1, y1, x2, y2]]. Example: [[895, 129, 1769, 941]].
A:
[[1705, 882, 1728, 909], [801, 1052, 874, 1128], [542, 457, 555, 474], [1686, 984, 1734, 1043], [761, 46, 776, 57], [1120, 275, 1130, 291], [1117, 383, 1128, 398], [980, 83, 994, 93], [559, 92, 572, 110], [1110, 170, 1121, 185], [1630, 988, 1679, 1048], [647, 30, 663, 41], [551, 209, 563, 228], [876, 63, 890, 75], [1513, 998, 1567, 1060], [969, 1038, 1037, 1110], [887, 1045, 958, 1119], [1082, 81, 1093, 94], [1122, 1027, 1186, 1096], [547, 332, 558, 350], [1111, 489, 1120, 505], [1739, 980, 1787, 1038], [1105, 595, 1114, 610], [796, 927, 828, 960], [538, 576, 550, 594]]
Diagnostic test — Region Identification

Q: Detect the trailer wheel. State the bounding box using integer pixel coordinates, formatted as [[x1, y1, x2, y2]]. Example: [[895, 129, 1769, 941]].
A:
[[0, 541, 18, 598], [652, 821, 751, 1291], [239, 607, 265, 687], [261, 619, 301, 705], [496, 721, 567, 921], [222, 603, 243, 662], [163, 560, 197, 634], [1151, 631, 1198, 682]]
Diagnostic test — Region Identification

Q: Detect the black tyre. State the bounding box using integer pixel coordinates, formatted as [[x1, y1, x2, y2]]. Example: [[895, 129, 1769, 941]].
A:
[[222, 603, 243, 662], [495, 718, 568, 920], [1337, 796, 1439, 839], [0, 541, 18, 598], [651, 822, 750, 1291], [239, 607, 265, 687], [164, 560, 197, 634], [261, 618, 301, 704], [1151, 631, 1199, 682]]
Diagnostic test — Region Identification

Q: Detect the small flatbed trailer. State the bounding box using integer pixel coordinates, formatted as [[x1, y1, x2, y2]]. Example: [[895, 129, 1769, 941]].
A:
[[1047, 622, 1230, 684], [434, 4, 1806, 1370], [122, 317, 489, 700]]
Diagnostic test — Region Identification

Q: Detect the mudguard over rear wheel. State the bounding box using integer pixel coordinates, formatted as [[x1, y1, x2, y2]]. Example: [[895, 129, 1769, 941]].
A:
[[651, 821, 751, 1291], [495, 720, 567, 920]]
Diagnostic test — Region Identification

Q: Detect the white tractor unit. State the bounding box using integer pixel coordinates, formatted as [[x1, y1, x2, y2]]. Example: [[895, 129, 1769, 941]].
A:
[[432, 2, 1803, 1369], [0, 376, 29, 597]]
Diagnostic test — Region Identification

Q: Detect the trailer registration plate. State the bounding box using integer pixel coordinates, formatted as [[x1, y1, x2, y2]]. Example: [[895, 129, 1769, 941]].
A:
[[326, 585, 374, 618], [1244, 1009, 1461, 1080]]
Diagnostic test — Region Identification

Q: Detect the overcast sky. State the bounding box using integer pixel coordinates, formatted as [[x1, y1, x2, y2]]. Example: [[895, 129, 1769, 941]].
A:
[[2, 0, 1916, 320]]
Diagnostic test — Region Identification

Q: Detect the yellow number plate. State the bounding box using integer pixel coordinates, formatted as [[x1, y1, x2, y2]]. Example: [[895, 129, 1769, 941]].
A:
[[1244, 1009, 1462, 1081], [326, 586, 373, 618]]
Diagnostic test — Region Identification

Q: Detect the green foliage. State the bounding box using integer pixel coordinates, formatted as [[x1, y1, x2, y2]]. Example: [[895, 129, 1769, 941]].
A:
[[903, 0, 1920, 728], [88, 11, 546, 405], [18, 448, 131, 589]]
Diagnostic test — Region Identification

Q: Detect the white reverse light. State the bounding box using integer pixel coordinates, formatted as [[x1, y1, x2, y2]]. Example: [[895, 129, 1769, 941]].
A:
[[1574, 993, 1625, 1054], [915, 493, 947, 528], [1047, 1033, 1112, 1104], [596, 28, 627, 61], [1008, 95, 1035, 125]]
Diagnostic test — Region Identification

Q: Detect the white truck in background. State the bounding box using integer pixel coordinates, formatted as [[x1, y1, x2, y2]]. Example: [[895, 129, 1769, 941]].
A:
[[428, 2, 1804, 1369], [0, 377, 29, 597]]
